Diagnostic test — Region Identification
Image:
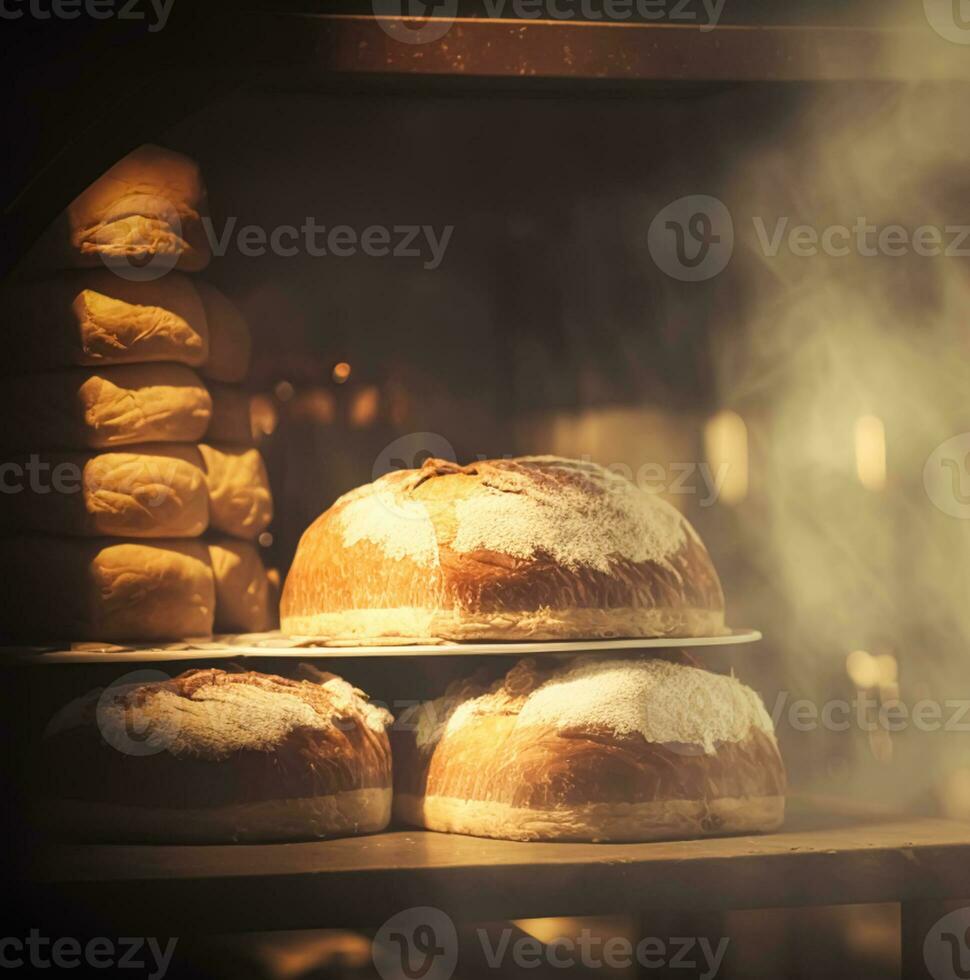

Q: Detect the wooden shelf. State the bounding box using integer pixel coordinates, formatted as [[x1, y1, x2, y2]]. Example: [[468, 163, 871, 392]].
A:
[[295, 14, 970, 83], [31, 802, 970, 934]]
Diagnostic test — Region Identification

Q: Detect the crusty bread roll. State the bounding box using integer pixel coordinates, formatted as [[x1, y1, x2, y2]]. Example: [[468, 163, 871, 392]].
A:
[[0, 444, 208, 538], [199, 443, 272, 540], [0, 271, 208, 374], [24, 144, 210, 273], [209, 537, 276, 633], [0, 363, 212, 451], [281, 456, 726, 642], [40, 668, 393, 843], [206, 382, 253, 445], [0, 537, 214, 641], [394, 655, 785, 842], [196, 281, 251, 383]]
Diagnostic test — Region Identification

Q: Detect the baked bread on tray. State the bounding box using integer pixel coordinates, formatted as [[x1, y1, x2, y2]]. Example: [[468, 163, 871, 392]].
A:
[[280, 455, 725, 644], [39, 668, 392, 843], [394, 654, 785, 842]]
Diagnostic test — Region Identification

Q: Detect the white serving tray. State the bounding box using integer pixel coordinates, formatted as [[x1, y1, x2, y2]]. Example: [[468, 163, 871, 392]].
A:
[[5, 629, 761, 663]]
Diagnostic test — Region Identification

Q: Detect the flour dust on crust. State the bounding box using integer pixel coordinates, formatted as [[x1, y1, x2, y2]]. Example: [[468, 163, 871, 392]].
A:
[[55, 669, 392, 761], [414, 656, 774, 756], [451, 455, 688, 573], [333, 455, 698, 573]]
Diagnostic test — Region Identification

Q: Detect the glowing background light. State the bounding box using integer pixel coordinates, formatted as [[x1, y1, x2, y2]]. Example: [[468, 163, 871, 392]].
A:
[[704, 409, 749, 505], [854, 415, 886, 491]]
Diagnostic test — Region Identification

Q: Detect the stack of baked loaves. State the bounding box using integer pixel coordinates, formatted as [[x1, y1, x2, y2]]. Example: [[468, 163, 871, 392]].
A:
[[32, 456, 785, 845], [0, 145, 275, 641], [280, 455, 785, 844]]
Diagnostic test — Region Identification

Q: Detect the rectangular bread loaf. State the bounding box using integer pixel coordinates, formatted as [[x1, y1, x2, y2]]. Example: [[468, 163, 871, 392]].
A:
[[0, 364, 212, 451], [0, 271, 208, 373], [196, 281, 251, 383], [206, 382, 253, 445], [0, 537, 214, 641], [0, 445, 208, 538], [22, 144, 211, 273], [208, 537, 277, 634], [199, 442, 272, 540]]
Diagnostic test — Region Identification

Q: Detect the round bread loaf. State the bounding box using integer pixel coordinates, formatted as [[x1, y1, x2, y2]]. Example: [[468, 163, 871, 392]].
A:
[[281, 456, 725, 642], [394, 655, 785, 842], [40, 668, 393, 843]]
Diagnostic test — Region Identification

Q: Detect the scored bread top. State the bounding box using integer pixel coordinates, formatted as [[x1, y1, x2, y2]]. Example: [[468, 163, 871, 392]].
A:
[[336, 456, 690, 571], [281, 456, 725, 640]]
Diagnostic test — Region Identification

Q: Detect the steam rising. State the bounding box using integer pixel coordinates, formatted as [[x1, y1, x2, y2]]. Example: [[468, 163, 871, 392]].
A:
[[718, 6, 970, 809]]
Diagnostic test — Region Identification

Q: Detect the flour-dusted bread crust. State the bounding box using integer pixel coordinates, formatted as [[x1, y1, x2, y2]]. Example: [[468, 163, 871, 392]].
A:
[[394, 655, 785, 842], [209, 537, 277, 633], [281, 456, 726, 642], [196, 281, 251, 383], [199, 443, 273, 540], [0, 271, 208, 374], [206, 382, 253, 446], [40, 669, 393, 843], [0, 537, 214, 641], [0, 444, 208, 538], [23, 144, 211, 273], [0, 363, 212, 452]]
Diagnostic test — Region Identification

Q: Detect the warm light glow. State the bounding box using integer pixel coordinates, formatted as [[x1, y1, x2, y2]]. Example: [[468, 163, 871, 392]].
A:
[[274, 380, 295, 402], [291, 388, 336, 425], [514, 919, 584, 944], [874, 653, 898, 686], [250, 394, 279, 437], [854, 415, 886, 491], [513, 916, 634, 947], [941, 768, 970, 820], [332, 361, 352, 383], [387, 382, 411, 427], [703, 410, 748, 505], [349, 384, 380, 428], [846, 649, 880, 688]]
